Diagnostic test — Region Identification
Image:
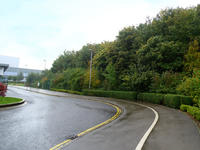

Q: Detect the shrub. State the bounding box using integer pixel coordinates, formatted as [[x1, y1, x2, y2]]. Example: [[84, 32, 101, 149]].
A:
[[187, 106, 200, 121], [150, 71, 183, 94], [180, 96, 193, 105], [187, 106, 199, 116], [82, 90, 137, 101], [137, 93, 143, 101], [195, 110, 200, 121], [51, 88, 82, 95], [52, 68, 85, 91], [176, 70, 200, 97], [180, 105, 200, 121], [180, 104, 189, 112], [136, 93, 164, 104], [163, 94, 193, 109]]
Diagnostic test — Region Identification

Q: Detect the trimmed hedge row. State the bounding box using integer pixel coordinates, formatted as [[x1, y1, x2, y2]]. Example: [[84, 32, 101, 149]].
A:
[[180, 104, 200, 121], [82, 90, 137, 101], [163, 94, 193, 109], [50, 88, 193, 109], [137, 93, 164, 104], [83, 90, 193, 109], [51, 88, 82, 95]]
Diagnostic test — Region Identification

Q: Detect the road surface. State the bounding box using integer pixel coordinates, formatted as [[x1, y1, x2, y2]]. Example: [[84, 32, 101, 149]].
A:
[[0, 87, 116, 150], [1, 86, 200, 150]]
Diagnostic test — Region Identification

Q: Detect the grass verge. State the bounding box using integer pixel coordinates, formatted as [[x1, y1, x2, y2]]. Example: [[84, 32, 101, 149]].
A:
[[0, 97, 23, 105]]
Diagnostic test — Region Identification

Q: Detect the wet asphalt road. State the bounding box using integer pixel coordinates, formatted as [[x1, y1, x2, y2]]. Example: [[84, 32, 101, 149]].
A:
[[2, 86, 199, 150], [0, 87, 116, 150]]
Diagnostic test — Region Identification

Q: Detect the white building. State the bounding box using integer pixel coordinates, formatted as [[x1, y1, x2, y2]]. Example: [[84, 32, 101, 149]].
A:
[[0, 55, 41, 80], [0, 64, 9, 76], [0, 55, 19, 68]]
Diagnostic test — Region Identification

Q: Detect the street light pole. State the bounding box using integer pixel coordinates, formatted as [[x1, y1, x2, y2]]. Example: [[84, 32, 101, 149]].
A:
[[89, 49, 93, 89]]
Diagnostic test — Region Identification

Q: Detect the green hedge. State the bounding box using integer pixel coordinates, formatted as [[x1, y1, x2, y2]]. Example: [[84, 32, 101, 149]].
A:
[[137, 93, 192, 107], [180, 105, 200, 121], [137, 93, 164, 104], [83, 90, 137, 101], [163, 94, 193, 109], [51, 88, 193, 110], [51, 88, 82, 95], [83, 90, 192, 109]]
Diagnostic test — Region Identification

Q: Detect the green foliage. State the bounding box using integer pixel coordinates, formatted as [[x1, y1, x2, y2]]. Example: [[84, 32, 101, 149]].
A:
[[16, 72, 24, 81], [163, 94, 193, 109], [180, 104, 189, 112], [187, 106, 200, 121], [137, 36, 185, 73], [26, 73, 41, 87], [137, 93, 143, 101], [180, 105, 200, 121], [121, 68, 155, 92], [136, 93, 164, 104], [51, 88, 82, 95], [52, 68, 85, 91], [150, 71, 183, 93], [27, 5, 200, 98], [184, 40, 200, 74], [83, 68, 101, 89], [0, 97, 22, 105], [51, 43, 102, 73], [176, 70, 200, 97], [83, 90, 137, 101], [163, 94, 181, 108], [103, 63, 118, 90]]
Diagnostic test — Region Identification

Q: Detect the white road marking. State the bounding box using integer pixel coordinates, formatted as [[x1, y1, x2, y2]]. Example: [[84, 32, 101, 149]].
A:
[[134, 103, 159, 150]]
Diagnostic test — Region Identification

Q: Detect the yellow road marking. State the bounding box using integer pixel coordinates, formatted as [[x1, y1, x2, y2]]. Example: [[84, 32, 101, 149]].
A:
[[50, 102, 122, 150]]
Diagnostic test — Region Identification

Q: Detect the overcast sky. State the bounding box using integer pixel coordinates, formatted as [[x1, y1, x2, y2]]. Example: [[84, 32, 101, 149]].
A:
[[0, 0, 199, 70]]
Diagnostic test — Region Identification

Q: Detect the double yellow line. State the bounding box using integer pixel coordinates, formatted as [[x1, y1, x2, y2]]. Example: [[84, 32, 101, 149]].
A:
[[50, 102, 122, 150]]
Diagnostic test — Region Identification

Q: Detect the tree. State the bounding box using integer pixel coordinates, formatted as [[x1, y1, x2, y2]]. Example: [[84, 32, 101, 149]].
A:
[[26, 73, 40, 86], [184, 40, 200, 74], [137, 36, 185, 73], [83, 68, 101, 88], [103, 63, 117, 90], [17, 72, 24, 81]]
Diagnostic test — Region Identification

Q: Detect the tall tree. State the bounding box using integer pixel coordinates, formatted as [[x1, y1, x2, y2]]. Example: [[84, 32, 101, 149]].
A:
[[184, 40, 200, 74]]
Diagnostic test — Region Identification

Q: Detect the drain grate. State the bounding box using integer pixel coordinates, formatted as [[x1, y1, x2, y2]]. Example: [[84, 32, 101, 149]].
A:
[[65, 135, 78, 140]]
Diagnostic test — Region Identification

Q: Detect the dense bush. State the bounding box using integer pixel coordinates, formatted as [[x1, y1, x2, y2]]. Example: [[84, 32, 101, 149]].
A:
[[163, 94, 193, 108], [180, 104, 200, 121], [137, 93, 164, 104], [187, 106, 200, 121], [83, 90, 137, 100], [177, 70, 200, 97], [52, 68, 85, 91], [180, 104, 189, 112], [150, 72, 183, 94]]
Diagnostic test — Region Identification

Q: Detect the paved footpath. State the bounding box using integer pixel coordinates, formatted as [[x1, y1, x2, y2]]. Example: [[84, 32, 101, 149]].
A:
[[11, 86, 200, 150]]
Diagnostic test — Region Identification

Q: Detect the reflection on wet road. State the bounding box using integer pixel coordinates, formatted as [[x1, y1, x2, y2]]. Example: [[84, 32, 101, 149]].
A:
[[0, 86, 116, 150]]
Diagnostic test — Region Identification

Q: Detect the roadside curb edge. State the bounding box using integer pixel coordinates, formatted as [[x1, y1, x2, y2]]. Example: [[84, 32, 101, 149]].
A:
[[0, 99, 25, 108]]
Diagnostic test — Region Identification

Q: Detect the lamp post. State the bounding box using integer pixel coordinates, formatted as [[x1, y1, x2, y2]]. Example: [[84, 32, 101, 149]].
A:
[[89, 49, 93, 89]]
